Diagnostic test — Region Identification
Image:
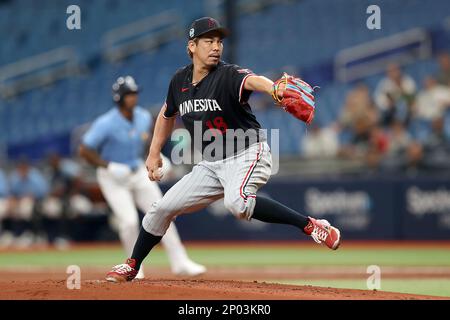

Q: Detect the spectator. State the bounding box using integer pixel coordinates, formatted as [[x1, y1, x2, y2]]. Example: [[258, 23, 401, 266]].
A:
[[338, 113, 388, 169], [422, 117, 450, 171], [374, 63, 417, 126], [380, 121, 413, 171], [404, 142, 425, 173], [380, 140, 425, 174], [339, 83, 378, 130], [436, 52, 450, 87], [386, 121, 412, 156], [301, 123, 339, 159], [414, 76, 450, 121], [367, 126, 389, 168], [7, 159, 49, 248]]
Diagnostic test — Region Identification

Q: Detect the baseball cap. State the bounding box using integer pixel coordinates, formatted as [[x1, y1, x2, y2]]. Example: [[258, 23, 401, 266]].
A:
[[188, 17, 229, 40]]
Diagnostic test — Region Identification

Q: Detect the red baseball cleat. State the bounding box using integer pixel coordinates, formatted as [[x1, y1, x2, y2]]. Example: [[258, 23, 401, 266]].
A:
[[304, 217, 341, 250], [106, 258, 139, 282]]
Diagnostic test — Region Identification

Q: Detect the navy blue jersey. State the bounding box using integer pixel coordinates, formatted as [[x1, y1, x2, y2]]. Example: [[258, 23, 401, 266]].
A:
[[164, 61, 264, 160]]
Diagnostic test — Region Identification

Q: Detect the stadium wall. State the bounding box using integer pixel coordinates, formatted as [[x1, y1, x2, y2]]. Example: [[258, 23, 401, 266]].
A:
[[163, 176, 450, 241]]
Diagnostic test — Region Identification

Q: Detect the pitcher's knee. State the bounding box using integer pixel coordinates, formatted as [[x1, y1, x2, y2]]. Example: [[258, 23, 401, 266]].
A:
[[142, 201, 176, 236], [224, 196, 256, 220]]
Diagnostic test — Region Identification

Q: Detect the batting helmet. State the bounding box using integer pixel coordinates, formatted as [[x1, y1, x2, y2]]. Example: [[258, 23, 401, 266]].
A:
[[112, 75, 139, 103]]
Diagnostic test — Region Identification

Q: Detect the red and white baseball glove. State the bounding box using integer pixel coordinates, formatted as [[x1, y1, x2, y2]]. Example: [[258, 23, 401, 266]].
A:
[[271, 73, 317, 124]]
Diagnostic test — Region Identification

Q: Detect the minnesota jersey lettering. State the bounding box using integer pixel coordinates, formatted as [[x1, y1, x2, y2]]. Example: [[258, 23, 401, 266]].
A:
[[179, 99, 222, 116]]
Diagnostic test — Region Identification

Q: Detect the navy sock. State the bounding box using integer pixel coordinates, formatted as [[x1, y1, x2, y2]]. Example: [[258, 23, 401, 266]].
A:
[[252, 195, 309, 231], [131, 227, 162, 270]]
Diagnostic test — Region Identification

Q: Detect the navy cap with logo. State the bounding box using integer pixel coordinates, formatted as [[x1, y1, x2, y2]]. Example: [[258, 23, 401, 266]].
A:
[[188, 17, 229, 40]]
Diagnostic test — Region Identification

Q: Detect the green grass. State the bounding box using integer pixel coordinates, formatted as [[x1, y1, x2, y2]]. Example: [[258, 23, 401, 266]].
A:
[[188, 247, 450, 266], [0, 247, 168, 267], [273, 279, 450, 298], [0, 246, 450, 267]]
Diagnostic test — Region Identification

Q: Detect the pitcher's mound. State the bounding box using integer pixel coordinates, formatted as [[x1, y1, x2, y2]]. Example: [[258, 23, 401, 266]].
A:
[[0, 278, 444, 300]]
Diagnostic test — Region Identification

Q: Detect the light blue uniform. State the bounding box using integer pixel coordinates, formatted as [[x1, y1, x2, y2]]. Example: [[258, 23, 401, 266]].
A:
[[0, 169, 8, 198], [9, 168, 49, 199], [82, 106, 151, 170]]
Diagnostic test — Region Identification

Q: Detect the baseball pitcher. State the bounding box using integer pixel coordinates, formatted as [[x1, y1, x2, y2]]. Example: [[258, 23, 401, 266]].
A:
[[106, 17, 341, 282]]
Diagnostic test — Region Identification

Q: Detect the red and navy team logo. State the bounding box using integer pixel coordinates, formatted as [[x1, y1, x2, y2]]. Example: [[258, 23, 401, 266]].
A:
[[208, 18, 215, 28]]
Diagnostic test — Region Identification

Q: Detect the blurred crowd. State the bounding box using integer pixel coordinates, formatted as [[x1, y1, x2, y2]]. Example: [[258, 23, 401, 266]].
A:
[[0, 153, 113, 249], [300, 52, 450, 174]]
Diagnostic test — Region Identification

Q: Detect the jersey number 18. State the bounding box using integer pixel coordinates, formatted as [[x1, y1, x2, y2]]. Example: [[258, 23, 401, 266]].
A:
[[205, 116, 228, 135]]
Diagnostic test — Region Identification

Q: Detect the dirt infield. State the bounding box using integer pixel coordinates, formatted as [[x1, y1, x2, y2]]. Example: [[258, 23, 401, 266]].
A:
[[0, 267, 448, 300], [1, 242, 450, 300]]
